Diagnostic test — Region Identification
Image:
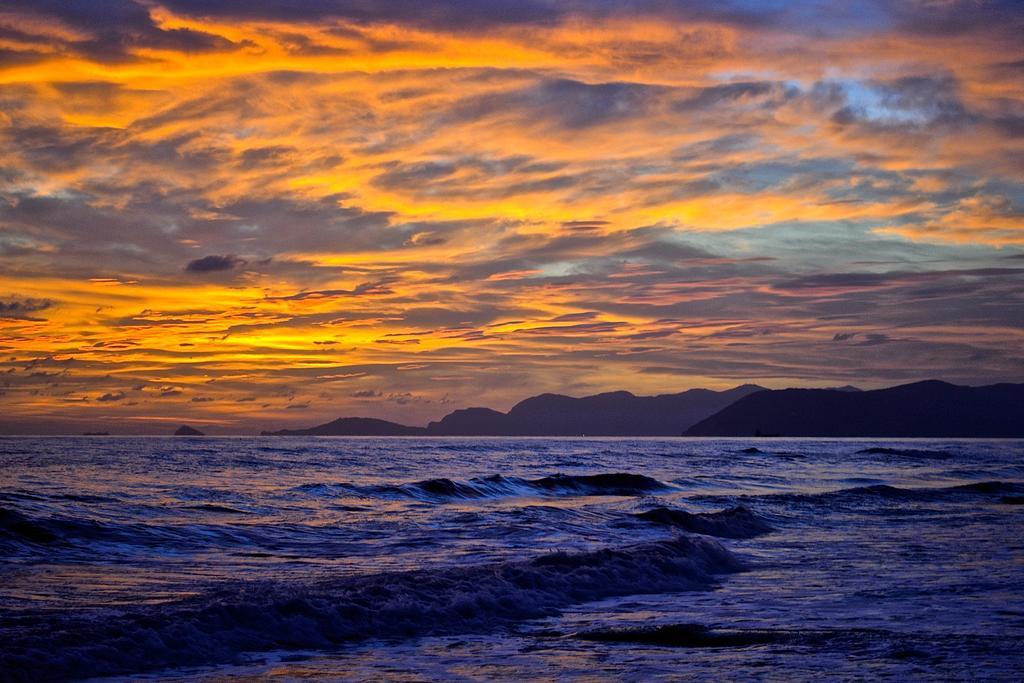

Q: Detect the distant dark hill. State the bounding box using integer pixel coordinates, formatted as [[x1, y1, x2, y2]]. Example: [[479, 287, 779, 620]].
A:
[[428, 407, 510, 436], [425, 384, 764, 436], [260, 417, 426, 437], [264, 384, 765, 437], [494, 385, 765, 436], [174, 425, 204, 436], [684, 381, 1024, 437]]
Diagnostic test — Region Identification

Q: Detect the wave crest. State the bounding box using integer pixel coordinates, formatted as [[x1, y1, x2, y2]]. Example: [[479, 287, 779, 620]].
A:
[[633, 506, 773, 538], [294, 472, 673, 501], [765, 480, 1024, 505], [1, 535, 739, 680], [856, 447, 950, 459]]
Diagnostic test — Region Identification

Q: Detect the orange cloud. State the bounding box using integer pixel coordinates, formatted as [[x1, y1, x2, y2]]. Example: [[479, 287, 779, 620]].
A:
[[1, 1, 1022, 431]]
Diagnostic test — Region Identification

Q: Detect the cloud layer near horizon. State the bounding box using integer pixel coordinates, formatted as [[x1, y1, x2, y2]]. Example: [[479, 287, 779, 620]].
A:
[[1, 0, 1022, 432]]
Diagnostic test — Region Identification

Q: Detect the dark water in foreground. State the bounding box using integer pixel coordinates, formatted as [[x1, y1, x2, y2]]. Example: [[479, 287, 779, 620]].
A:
[[1, 437, 1023, 681]]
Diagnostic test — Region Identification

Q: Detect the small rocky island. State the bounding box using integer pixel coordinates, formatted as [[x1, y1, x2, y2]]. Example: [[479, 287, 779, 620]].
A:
[[173, 425, 205, 436]]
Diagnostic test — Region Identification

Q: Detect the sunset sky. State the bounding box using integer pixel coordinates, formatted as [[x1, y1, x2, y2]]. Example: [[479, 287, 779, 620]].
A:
[[1, 1, 1022, 433]]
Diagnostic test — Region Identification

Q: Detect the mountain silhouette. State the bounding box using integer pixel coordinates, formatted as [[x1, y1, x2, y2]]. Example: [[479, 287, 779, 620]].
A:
[[261, 417, 426, 437], [262, 385, 764, 436], [684, 380, 1024, 437], [429, 385, 765, 436], [428, 407, 510, 436]]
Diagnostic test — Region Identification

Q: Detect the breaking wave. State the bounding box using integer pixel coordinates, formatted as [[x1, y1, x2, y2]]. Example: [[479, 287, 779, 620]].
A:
[[633, 506, 773, 538], [0, 508, 258, 556], [527, 473, 669, 496], [0, 507, 64, 546], [567, 621, 1024, 666], [183, 503, 250, 514], [0, 536, 739, 681], [856, 447, 951, 459], [295, 472, 671, 501], [763, 480, 1024, 505], [0, 506, 116, 551], [573, 622, 793, 647]]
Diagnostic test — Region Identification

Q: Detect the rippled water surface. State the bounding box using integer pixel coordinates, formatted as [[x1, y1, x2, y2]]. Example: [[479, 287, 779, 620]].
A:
[[1, 437, 1023, 681]]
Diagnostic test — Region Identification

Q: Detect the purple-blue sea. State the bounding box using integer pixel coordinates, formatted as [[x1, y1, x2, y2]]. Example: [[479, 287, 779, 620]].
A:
[[1, 437, 1023, 681]]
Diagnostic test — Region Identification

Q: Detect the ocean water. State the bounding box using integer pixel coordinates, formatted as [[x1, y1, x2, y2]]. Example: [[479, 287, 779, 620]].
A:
[[1, 437, 1023, 681]]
